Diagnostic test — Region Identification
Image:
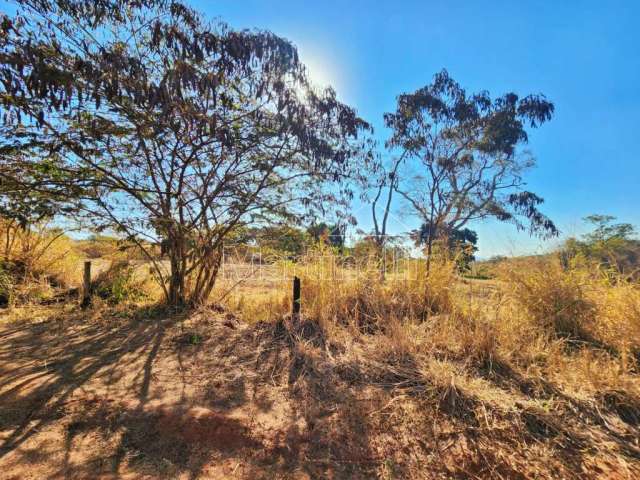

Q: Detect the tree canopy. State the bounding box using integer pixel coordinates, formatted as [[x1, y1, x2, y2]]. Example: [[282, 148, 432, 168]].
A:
[[0, 3, 566, 300], [384, 69, 557, 269], [0, 0, 371, 305]]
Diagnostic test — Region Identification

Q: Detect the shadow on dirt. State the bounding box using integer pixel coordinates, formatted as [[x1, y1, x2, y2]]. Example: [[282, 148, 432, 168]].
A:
[[2, 309, 639, 479], [0, 315, 167, 455]]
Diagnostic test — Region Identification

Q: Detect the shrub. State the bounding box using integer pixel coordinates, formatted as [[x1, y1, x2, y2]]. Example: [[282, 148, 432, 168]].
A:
[[76, 235, 121, 259], [15, 280, 56, 305], [0, 264, 14, 307], [561, 215, 640, 280], [93, 261, 149, 305]]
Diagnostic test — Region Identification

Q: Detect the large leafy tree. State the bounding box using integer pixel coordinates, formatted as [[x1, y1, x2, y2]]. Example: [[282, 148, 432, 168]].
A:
[[0, 0, 370, 305], [307, 222, 347, 249], [385, 70, 557, 272]]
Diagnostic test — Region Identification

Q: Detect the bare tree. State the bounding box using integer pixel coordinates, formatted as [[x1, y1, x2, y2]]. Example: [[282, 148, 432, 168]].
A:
[[370, 155, 403, 249], [364, 154, 403, 279]]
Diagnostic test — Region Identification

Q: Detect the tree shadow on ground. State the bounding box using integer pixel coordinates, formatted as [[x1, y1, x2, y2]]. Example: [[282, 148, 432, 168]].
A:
[[475, 357, 640, 467], [0, 309, 169, 462], [0, 309, 378, 479], [250, 317, 381, 479], [2, 309, 639, 479], [51, 398, 261, 479]]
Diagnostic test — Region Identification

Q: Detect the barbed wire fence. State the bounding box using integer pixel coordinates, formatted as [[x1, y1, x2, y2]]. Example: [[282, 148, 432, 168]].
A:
[[217, 233, 426, 301]]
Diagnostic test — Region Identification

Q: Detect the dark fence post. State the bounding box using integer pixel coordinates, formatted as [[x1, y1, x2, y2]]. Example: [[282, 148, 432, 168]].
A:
[[81, 260, 92, 308], [292, 276, 301, 322]]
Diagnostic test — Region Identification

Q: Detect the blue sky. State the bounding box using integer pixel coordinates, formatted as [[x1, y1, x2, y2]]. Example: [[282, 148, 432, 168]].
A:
[[194, 0, 639, 257]]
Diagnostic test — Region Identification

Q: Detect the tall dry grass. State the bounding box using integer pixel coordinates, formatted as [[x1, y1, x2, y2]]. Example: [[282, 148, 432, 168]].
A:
[[0, 220, 82, 286], [499, 257, 596, 340], [6, 219, 635, 406], [0, 220, 83, 305], [2, 234, 638, 475], [493, 255, 640, 399], [221, 245, 457, 330], [497, 256, 640, 358], [221, 246, 640, 409], [299, 247, 455, 328]]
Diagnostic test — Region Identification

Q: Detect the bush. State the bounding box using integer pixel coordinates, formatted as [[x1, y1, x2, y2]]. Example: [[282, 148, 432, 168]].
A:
[[93, 261, 149, 305], [0, 264, 14, 307], [76, 235, 157, 262], [76, 235, 121, 259], [561, 215, 640, 280]]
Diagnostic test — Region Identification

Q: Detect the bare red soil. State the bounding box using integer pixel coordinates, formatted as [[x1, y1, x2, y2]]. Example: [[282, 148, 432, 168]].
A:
[[0, 309, 638, 479]]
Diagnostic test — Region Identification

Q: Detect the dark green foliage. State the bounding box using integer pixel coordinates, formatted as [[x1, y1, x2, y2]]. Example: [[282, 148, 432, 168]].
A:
[[236, 225, 311, 259], [307, 223, 347, 248], [448, 228, 478, 271], [413, 224, 478, 271], [582, 215, 636, 245], [0, 263, 14, 307]]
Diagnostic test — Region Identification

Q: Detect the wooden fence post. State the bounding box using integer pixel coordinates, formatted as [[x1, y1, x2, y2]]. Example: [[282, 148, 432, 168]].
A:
[[292, 276, 301, 322], [81, 260, 92, 308]]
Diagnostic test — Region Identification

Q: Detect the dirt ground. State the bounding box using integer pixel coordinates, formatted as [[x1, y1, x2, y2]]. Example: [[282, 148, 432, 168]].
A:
[[1, 306, 639, 479], [0, 308, 395, 479]]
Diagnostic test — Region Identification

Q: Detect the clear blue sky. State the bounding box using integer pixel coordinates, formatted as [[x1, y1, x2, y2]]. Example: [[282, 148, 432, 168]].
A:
[[194, 0, 640, 257]]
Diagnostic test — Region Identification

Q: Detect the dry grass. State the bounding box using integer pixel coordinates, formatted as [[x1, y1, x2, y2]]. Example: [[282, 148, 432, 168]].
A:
[[0, 220, 82, 288], [213, 249, 640, 477], [219, 249, 640, 398], [222, 248, 457, 331], [499, 257, 596, 339], [92, 260, 164, 305], [1, 246, 640, 478]]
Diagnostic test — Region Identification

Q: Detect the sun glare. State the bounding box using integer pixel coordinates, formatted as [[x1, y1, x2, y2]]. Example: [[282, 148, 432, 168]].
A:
[[296, 45, 345, 96]]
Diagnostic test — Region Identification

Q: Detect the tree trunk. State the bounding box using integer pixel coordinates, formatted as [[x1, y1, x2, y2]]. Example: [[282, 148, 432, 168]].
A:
[[425, 232, 433, 277], [188, 242, 223, 306], [167, 232, 187, 307], [165, 233, 224, 308], [377, 240, 386, 282], [168, 256, 186, 307]]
